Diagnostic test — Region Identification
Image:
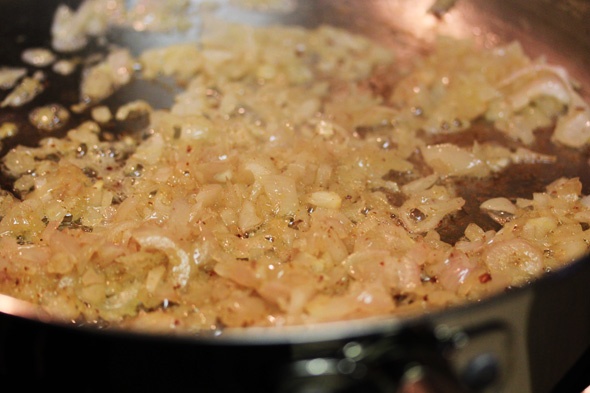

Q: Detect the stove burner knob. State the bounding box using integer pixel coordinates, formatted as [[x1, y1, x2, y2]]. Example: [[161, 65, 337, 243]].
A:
[[461, 353, 500, 391]]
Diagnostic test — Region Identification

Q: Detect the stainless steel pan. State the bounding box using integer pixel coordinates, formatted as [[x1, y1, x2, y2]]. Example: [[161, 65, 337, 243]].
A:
[[0, 1, 589, 392]]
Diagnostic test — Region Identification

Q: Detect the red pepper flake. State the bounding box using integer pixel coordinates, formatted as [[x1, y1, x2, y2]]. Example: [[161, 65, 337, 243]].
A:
[[479, 273, 492, 283]]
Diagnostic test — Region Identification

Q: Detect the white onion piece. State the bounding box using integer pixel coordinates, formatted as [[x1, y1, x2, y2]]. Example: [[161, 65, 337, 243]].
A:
[[553, 107, 590, 148], [438, 251, 476, 291], [397, 252, 424, 290], [51, 5, 90, 52], [507, 75, 570, 111], [481, 197, 517, 225], [145, 266, 166, 293], [497, 64, 590, 148], [133, 233, 190, 288], [115, 100, 152, 121], [0, 74, 44, 108], [0, 67, 26, 89], [308, 191, 342, 209], [483, 238, 544, 282], [401, 174, 438, 195], [51, 1, 109, 52], [343, 249, 421, 291], [238, 200, 263, 232], [21, 48, 56, 67], [400, 193, 465, 233], [260, 174, 299, 216], [80, 48, 135, 105], [422, 143, 490, 177], [480, 197, 517, 215], [129, 133, 164, 166], [91, 105, 112, 123], [28, 104, 70, 132], [510, 147, 556, 164], [0, 122, 18, 139], [52, 59, 77, 76], [214, 260, 259, 289]]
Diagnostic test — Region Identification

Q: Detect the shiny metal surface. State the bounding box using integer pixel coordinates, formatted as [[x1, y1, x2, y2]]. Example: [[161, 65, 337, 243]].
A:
[[0, 1, 589, 392]]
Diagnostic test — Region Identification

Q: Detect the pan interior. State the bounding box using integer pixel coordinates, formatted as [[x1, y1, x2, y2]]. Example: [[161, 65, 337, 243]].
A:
[[0, 0, 588, 337]]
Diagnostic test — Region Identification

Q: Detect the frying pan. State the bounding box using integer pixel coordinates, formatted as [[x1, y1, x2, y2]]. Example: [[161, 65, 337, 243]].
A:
[[0, 1, 589, 392]]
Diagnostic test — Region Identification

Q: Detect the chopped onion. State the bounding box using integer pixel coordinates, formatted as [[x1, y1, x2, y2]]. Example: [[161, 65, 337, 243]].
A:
[[308, 191, 342, 209], [0, 67, 26, 90], [1, 73, 44, 108], [28, 104, 70, 132], [421, 143, 490, 177], [21, 48, 56, 67]]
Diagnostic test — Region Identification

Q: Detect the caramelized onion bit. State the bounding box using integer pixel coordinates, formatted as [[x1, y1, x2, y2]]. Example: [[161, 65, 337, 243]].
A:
[[29, 104, 71, 132]]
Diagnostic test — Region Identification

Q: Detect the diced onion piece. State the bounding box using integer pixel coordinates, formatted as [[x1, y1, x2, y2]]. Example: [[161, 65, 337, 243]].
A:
[[422, 143, 490, 177], [214, 260, 259, 289], [480, 197, 517, 215], [91, 105, 112, 123], [260, 175, 299, 216], [496, 64, 590, 148], [0, 67, 26, 89], [133, 233, 190, 288], [507, 75, 570, 111], [553, 107, 590, 148], [401, 174, 438, 195], [28, 104, 70, 132], [400, 193, 465, 233], [21, 48, 56, 67], [145, 266, 167, 293], [1, 74, 45, 108], [0, 122, 18, 139], [238, 200, 262, 232], [115, 100, 152, 121], [483, 238, 544, 283], [438, 251, 476, 292], [52, 59, 77, 76], [308, 191, 342, 209], [510, 147, 556, 164], [140, 44, 203, 82], [80, 48, 135, 105], [523, 216, 558, 240], [51, 2, 109, 52]]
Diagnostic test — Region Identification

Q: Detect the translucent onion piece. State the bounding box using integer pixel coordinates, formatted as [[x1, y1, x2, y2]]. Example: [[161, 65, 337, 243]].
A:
[[1, 74, 44, 108], [0, 67, 26, 89], [21, 48, 56, 67], [422, 143, 490, 177]]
